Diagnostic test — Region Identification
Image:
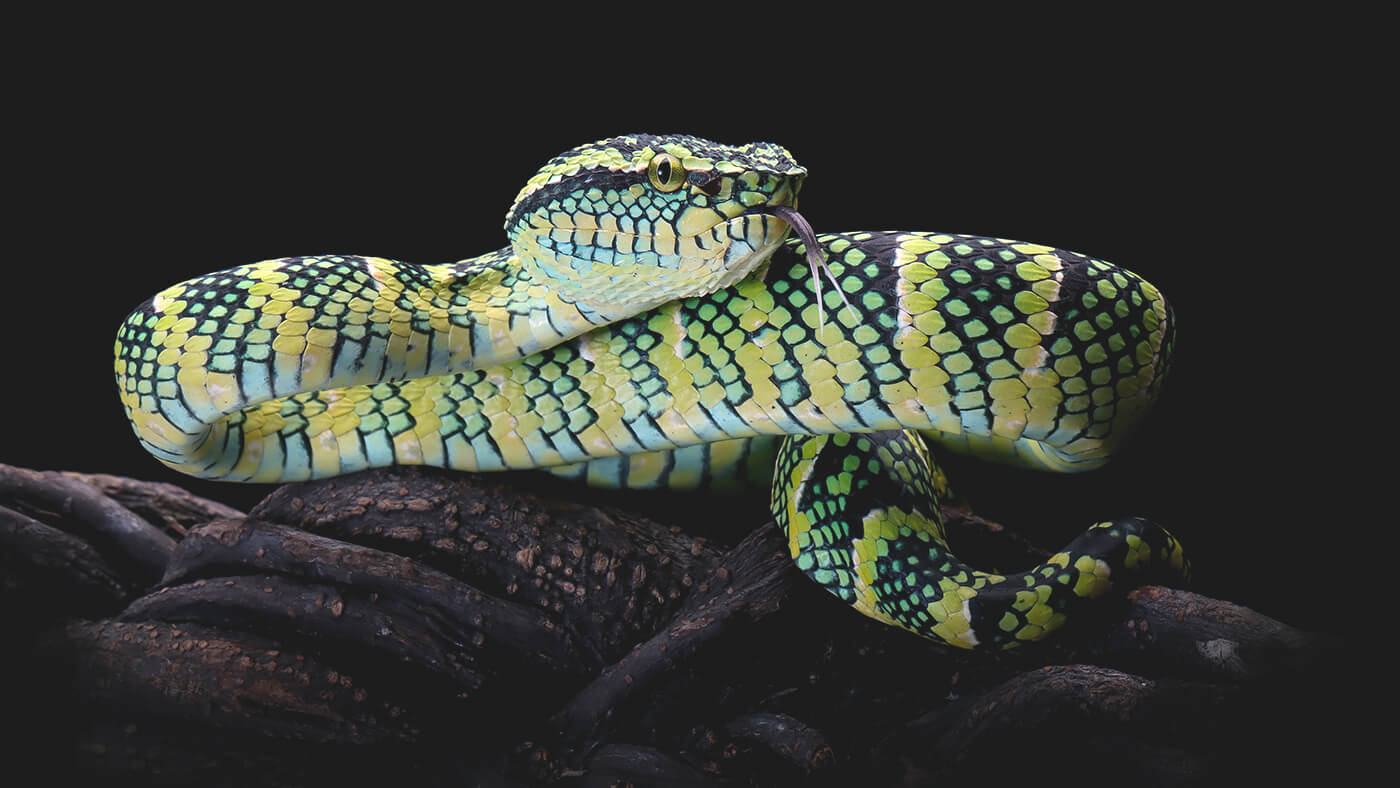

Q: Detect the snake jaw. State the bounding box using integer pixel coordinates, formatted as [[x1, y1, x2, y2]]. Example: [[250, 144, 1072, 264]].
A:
[[512, 206, 796, 315]]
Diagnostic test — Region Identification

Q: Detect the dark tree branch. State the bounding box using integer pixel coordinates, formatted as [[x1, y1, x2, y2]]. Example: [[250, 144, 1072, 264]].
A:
[[0, 463, 174, 582], [156, 517, 603, 676], [1, 503, 132, 621], [60, 470, 245, 538], [546, 522, 801, 755], [33, 618, 423, 745], [251, 466, 724, 663], [3, 464, 1351, 785]]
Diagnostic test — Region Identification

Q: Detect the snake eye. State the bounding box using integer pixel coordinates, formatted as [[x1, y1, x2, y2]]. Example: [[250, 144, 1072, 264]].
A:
[[648, 153, 686, 193]]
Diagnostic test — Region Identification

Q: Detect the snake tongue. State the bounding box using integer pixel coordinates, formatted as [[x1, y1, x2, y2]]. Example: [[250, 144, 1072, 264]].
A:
[[767, 205, 858, 332]]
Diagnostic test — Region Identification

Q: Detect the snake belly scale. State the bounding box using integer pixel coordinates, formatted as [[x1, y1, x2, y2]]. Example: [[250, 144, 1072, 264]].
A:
[[114, 133, 1186, 650]]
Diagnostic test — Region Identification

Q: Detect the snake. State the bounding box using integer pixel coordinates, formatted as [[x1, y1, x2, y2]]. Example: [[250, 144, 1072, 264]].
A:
[[114, 133, 1186, 650]]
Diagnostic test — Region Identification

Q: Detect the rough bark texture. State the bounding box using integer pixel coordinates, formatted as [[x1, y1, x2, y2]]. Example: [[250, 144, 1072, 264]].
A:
[[1, 463, 174, 582], [249, 470, 723, 665], [61, 470, 245, 538], [2, 462, 1356, 786]]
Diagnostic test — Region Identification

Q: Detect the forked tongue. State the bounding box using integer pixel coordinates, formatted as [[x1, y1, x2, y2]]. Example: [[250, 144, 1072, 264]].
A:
[[768, 205, 859, 334]]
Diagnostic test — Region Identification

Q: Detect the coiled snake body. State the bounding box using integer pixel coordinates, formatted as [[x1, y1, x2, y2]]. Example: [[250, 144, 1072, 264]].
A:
[[115, 134, 1185, 650]]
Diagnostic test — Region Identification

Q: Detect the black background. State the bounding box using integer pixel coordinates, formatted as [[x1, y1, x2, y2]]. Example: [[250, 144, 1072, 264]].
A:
[[6, 19, 1371, 654]]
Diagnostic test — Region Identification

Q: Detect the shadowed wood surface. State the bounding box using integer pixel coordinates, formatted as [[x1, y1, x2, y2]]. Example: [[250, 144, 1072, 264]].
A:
[[2, 462, 1355, 785]]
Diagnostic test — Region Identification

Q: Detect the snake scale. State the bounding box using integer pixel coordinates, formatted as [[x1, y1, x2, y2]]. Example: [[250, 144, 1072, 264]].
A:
[[115, 134, 1186, 650]]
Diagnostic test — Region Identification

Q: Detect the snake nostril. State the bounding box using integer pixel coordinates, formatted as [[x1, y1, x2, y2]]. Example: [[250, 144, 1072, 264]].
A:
[[692, 174, 724, 197]]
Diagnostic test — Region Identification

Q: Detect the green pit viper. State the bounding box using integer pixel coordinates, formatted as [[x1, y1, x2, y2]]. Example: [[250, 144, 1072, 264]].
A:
[[115, 133, 1186, 650]]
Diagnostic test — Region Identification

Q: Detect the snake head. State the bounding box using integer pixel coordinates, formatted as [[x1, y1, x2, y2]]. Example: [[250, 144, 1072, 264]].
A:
[[504, 133, 807, 316]]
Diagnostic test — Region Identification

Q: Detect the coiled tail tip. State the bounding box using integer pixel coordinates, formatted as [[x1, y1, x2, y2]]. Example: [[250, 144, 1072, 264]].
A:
[[961, 516, 1189, 650], [770, 431, 1188, 651]]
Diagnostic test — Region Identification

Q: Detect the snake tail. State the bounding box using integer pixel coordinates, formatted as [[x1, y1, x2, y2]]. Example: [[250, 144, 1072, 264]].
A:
[[771, 430, 1188, 649]]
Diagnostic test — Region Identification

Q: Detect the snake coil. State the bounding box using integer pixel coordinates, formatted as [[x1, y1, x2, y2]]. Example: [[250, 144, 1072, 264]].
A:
[[115, 133, 1185, 649]]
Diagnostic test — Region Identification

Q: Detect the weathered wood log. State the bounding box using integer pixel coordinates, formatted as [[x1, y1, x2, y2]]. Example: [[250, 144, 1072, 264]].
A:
[[0, 503, 132, 623], [546, 522, 802, 754], [0, 463, 174, 582], [16, 617, 520, 785], [32, 618, 424, 744], [121, 573, 491, 696], [155, 517, 603, 678], [1068, 585, 1337, 682], [891, 664, 1227, 784], [60, 470, 245, 538], [577, 743, 722, 787], [2, 463, 1353, 784], [251, 466, 725, 664], [721, 712, 835, 779]]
